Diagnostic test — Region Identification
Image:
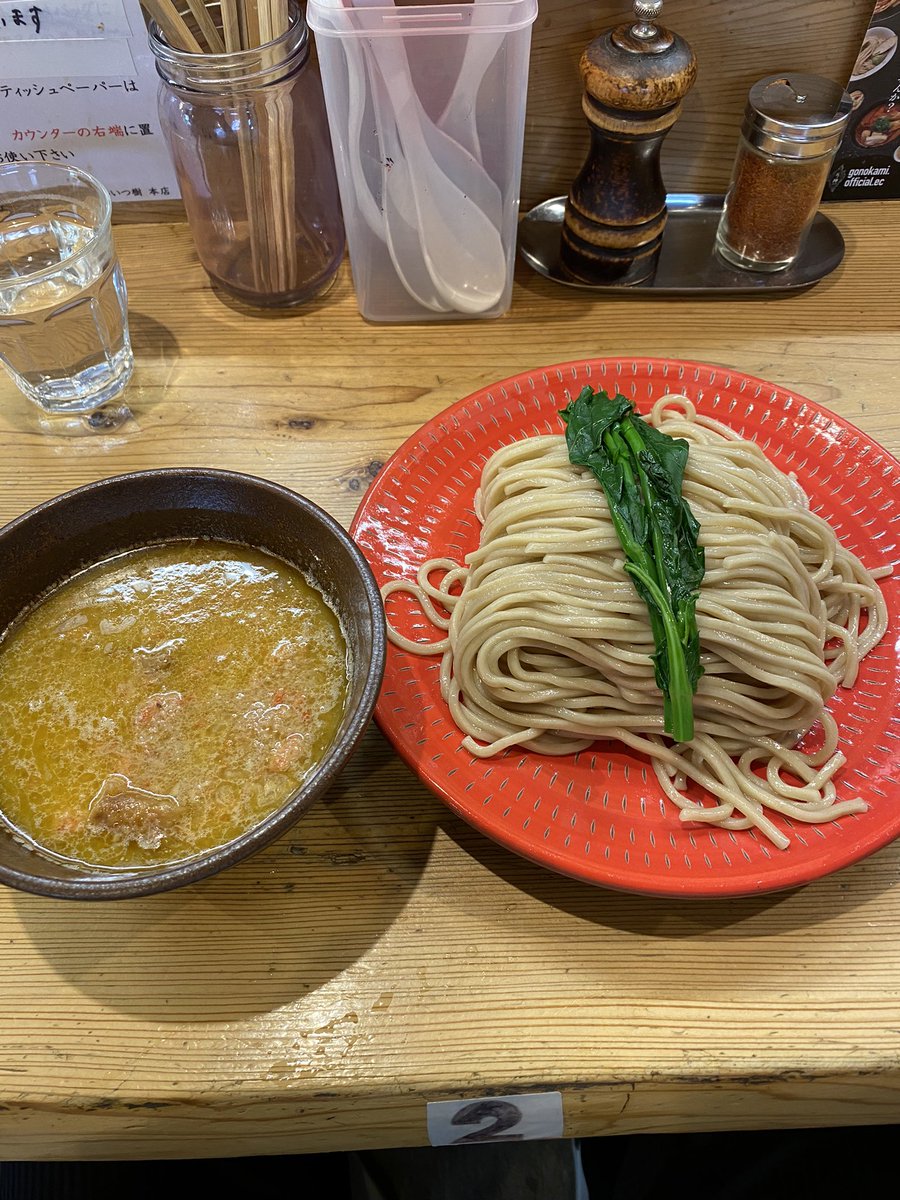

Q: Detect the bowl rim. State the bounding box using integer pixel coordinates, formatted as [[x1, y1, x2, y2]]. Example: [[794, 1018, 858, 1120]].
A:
[[0, 467, 386, 900]]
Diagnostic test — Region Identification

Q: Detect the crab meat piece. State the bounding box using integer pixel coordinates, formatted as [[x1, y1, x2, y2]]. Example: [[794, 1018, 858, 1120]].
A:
[[87, 774, 179, 850], [267, 732, 308, 773], [134, 690, 184, 729]]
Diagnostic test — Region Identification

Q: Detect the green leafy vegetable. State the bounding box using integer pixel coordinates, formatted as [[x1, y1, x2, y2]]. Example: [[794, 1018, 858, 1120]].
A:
[[561, 386, 705, 742]]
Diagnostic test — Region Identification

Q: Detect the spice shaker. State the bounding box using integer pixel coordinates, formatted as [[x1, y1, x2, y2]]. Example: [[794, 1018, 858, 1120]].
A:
[[715, 74, 852, 273], [560, 0, 697, 286]]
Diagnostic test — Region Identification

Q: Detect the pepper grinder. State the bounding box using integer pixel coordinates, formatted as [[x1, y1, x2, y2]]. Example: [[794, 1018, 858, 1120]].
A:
[[560, 0, 697, 286]]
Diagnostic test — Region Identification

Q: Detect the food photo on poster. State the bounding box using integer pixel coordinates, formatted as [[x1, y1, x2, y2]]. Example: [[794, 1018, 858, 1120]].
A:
[[825, 0, 900, 197]]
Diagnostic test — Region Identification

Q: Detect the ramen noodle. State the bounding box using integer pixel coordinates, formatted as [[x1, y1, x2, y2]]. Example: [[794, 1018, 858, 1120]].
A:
[[383, 397, 889, 849]]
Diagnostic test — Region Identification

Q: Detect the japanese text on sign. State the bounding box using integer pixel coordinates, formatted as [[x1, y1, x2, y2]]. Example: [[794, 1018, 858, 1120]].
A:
[[0, 7, 43, 33], [0, 0, 179, 200]]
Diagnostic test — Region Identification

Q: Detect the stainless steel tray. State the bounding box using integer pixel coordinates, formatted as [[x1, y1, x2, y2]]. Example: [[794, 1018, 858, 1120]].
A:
[[517, 194, 845, 296]]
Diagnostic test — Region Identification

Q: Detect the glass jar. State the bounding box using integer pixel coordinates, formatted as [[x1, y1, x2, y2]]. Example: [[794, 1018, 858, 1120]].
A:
[[715, 74, 852, 272], [149, 2, 344, 307]]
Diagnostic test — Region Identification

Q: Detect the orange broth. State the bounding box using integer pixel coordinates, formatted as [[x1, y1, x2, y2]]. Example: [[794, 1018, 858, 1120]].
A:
[[0, 541, 348, 870]]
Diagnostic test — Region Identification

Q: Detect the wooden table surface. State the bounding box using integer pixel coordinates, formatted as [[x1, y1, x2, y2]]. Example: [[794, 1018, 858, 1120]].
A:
[[1, 204, 899, 1162]]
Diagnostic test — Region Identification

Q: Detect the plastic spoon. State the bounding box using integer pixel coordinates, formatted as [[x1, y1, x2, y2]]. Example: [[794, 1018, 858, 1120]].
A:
[[345, 0, 503, 226], [314, 1, 384, 240], [368, 62, 453, 312], [436, 3, 508, 163], [364, 33, 507, 313], [319, 0, 449, 309], [345, 36, 387, 240]]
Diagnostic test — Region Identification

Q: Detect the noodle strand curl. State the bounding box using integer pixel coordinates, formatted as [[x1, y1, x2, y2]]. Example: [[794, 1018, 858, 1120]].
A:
[[383, 397, 889, 848]]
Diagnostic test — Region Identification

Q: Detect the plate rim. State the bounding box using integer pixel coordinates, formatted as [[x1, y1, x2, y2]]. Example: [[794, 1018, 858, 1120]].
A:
[[351, 356, 900, 897]]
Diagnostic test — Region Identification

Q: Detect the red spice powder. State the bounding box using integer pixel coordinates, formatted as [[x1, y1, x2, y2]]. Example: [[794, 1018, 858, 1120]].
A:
[[719, 142, 832, 265]]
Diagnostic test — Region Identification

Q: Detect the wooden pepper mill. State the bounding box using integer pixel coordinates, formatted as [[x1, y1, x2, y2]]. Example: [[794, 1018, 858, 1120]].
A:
[[560, 0, 697, 285]]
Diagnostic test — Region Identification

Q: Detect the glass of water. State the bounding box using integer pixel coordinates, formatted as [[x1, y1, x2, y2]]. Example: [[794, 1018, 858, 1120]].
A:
[[0, 162, 133, 414]]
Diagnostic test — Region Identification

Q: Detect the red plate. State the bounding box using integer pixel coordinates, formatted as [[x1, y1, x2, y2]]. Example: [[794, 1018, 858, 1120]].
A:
[[350, 358, 900, 895]]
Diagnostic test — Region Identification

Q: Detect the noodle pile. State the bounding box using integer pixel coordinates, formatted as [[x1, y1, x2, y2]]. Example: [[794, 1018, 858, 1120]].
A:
[[383, 396, 889, 848]]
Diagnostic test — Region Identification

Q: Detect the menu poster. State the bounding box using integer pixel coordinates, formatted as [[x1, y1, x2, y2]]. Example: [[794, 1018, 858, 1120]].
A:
[[0, 0, 179, 201], [825, 0, 900, 200]]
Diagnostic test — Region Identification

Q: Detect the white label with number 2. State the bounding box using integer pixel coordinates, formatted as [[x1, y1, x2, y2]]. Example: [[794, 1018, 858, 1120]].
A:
[[426, 1091, 564, 1147]]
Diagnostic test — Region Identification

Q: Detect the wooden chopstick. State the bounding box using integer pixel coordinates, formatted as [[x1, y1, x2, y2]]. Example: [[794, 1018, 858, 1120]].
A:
[[216, 0, 293, 53], [143, 2, 295, 59], [259, 0, 290, 42], [150, 1, 300, 300], [183, 0, 226, 53], [219, 0, 242, 51], [140, 0, 204, 52], [239, 2, 262, 50], [217, 2, 268, 292]]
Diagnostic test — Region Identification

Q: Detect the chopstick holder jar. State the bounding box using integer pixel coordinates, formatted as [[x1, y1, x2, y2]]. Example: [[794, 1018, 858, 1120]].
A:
[[715, 75, 852, 273], [149, 2, 344, 306]]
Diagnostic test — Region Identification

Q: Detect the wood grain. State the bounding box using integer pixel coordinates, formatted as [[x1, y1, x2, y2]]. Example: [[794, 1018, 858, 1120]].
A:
[[120, 0, 873, 220], [1, 204, 900, 1159], [521, 0, 873, 210]]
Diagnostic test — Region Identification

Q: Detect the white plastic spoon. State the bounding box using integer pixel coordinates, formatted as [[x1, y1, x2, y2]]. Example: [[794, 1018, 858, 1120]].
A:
[[364, 33, 507, 313], [368, 60, 453, 312], [314, 0, 384, 240], [436, 3, 507, 163], [318, 0, 450, 310]]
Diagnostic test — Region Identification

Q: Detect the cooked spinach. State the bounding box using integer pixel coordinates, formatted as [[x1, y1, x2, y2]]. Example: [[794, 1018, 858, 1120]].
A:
[[561, 386, 705, 741]]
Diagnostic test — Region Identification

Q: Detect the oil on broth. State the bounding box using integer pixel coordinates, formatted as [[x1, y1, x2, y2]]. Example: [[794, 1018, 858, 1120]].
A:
[[0, 541, 348, 870]]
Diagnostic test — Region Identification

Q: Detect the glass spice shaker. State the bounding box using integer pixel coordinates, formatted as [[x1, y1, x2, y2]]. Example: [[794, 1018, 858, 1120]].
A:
[[149, 1, 344, 307], [715, 74, 852, 273]]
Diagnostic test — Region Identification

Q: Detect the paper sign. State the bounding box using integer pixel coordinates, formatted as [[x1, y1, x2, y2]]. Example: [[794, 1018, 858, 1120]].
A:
[[0, 0, 179, 200], [0, 1, 132, 42], [426, 1091, 564, 1147]]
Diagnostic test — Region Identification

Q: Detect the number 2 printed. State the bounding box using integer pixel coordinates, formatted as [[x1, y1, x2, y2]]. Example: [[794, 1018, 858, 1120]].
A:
[[450, 1100, 525, 1144], [426, 1091, 564, 1147]]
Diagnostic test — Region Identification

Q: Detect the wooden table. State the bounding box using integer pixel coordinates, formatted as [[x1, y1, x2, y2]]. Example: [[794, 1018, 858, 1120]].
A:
[[1, 204, 899, 1161]]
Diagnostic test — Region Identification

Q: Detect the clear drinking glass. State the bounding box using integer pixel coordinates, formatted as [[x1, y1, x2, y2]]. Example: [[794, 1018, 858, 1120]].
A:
[[0, 162, 133, 414]]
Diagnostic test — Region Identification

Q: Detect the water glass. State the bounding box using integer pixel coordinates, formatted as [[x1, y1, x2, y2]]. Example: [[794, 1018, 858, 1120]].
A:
[[0, 162, 133, 414]]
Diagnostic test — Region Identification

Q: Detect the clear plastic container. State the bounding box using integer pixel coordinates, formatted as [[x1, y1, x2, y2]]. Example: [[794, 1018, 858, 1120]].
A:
[[307, 0, 537, 322], [150, 2, 344, 307]]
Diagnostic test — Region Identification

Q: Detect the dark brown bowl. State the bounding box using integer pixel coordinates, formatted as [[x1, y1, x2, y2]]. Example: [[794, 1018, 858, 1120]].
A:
[[0, 469, 386, 900]]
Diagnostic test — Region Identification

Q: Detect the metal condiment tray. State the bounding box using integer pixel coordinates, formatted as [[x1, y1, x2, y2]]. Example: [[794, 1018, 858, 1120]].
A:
[[517, 194, 844, 296]]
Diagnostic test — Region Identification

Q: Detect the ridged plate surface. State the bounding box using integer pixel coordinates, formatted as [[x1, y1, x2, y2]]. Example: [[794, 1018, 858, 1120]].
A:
[[351, 359, 900, 896]]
